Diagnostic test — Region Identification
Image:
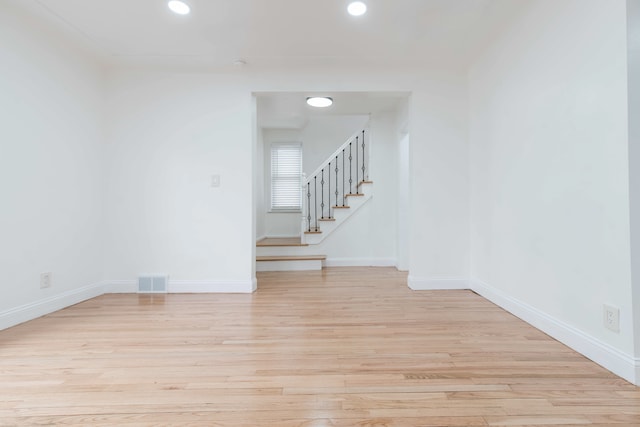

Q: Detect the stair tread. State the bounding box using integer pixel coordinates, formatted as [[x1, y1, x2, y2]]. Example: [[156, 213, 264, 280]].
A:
[[304, 230, 322, 234], [358, 180, 373, 187], [346, 193, 365, 197], [257, 255, 327, 261], [257, 237, 308, 247], [319, 218, 336, 221], [333, 205, 350, 209]]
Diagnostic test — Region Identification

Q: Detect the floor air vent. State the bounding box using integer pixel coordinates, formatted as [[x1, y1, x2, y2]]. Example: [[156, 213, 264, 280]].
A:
[[138, 276, 168, 293]]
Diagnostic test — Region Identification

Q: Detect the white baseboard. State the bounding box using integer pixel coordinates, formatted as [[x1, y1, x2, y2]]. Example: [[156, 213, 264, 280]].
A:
[[325, 257, 396, 267], [104, 279, 256, 294], [0, 282, 105, 331], [470, 279, 639, 386], [408, 276, 470, 290]]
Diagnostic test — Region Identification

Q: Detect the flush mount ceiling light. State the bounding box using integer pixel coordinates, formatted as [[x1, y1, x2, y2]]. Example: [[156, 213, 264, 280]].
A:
[[347, 1, 367, 16], [168, 0, 190, 15], [306, 97, 333, 108]]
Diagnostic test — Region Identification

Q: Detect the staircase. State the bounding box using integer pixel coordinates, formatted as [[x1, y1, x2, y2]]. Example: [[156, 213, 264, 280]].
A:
[[256, 128, 373, 272], [256, 238, 325, 271]]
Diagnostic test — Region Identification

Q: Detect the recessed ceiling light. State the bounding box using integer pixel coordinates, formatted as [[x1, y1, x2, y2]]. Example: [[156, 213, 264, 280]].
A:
[[348, 1, 367, 16], [307, 97, 333, 108], [168, 0, 190, 15]]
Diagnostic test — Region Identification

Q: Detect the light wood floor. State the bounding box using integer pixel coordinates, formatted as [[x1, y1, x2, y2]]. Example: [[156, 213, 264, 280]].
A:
[[0, 268, 638, 426]]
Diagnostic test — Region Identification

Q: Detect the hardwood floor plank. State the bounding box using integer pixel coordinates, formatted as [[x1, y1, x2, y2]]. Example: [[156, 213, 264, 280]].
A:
[[484, 415, 592, 426]]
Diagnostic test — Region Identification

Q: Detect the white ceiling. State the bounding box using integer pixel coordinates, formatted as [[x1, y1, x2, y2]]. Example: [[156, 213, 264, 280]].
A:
[[10, 0, 527, 129], [257, 92, 409, 129], [11, 0, 528, 69]]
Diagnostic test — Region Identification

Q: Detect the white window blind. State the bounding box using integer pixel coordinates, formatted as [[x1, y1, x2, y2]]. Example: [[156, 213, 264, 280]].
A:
[[271, 143, 302, 211]]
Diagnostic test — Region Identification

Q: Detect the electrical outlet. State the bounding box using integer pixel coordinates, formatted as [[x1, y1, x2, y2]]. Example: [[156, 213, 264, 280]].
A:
[[40, 272, 52, 289], [603, 304, 619, 333], [211, 174, 221, 188]]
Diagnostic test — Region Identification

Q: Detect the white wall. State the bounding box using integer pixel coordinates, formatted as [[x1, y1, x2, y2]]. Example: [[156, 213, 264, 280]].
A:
[[0, 1, 105, 323], [469, 0, 635, 379], [104, 72, 255, 290], [408, 71, 470, 288], [628, 0, 640, 364], [300, 115, 369, 177]]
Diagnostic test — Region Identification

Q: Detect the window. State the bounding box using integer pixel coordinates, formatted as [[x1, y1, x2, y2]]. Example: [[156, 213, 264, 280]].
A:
[[271, 143, 302, 211]]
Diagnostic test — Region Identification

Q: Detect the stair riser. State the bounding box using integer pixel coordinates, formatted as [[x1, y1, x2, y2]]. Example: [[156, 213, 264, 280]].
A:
[[257, 246, 321, 257], [256, 259, 323, 272]]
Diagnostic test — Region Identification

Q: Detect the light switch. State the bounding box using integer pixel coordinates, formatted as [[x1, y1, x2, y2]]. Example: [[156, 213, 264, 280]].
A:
[[211, 175, 221, 188]]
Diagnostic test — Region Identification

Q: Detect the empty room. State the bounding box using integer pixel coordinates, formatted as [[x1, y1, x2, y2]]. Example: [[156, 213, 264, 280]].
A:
[[1, 0, 639, 425]]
